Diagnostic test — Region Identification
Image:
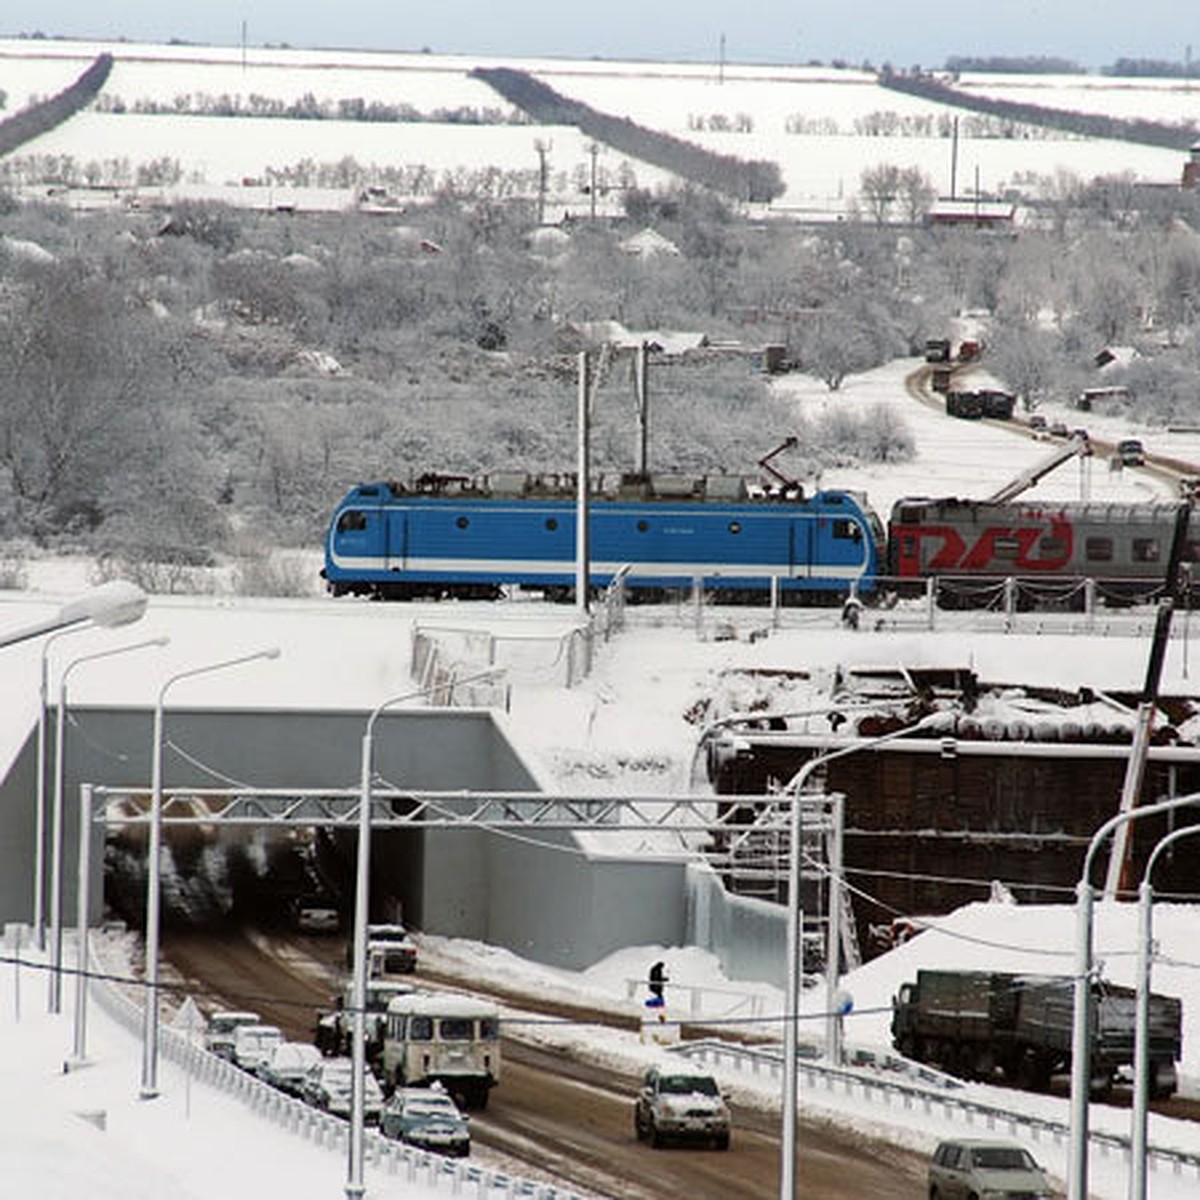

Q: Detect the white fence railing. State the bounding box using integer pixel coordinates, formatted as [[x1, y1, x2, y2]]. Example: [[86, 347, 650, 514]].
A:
[[84, 935, 584, 1200], [673, 1037, 1200, 1181], [411, 566, 631, 693]]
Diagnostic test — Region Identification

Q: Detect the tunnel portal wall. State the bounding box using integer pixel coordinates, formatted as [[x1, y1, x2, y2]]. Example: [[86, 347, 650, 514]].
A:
[[0, 706, 763, 977]]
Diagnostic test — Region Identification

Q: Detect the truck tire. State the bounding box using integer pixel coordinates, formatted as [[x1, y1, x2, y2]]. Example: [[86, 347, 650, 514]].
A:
[[1015, 1049, 1051, 1092]]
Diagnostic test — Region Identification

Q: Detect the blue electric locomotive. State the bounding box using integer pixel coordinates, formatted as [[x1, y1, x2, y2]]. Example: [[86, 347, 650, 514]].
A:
[[322, 471, 884, 602]]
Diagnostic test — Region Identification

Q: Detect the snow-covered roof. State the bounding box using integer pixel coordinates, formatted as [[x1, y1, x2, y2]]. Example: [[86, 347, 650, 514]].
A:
[[618, 227, 681, 257]]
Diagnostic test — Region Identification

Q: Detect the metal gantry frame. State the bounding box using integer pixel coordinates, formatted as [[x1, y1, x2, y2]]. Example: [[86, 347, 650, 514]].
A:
[[91, 785, 840, 839], [71, 781, 844, 1200]]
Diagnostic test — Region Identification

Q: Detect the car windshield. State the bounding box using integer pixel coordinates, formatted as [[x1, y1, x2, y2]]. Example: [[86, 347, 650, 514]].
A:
[[972, 1147, 1036, 1170], [660, 1075, 719, 1096]]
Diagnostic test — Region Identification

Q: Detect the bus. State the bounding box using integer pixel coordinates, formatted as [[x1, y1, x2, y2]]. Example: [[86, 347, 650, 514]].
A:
[[381, 992, 501, 1109]]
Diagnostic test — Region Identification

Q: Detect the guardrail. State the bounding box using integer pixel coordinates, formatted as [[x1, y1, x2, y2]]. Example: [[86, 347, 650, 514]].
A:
[[672, 1037, 1200, 1182], [85, 934, 583, 1200], [619, 575, 1194, 641]]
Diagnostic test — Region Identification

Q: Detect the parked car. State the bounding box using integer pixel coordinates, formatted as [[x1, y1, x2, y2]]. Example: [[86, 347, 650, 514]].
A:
[[928, 1138, 1055, 1200], [1049, 421, 1069, 438], [203, 1010, 261, 1061], [1116, 437, 1146, 466], [232, 1023, 284, 1074], [632, 1066, 730, 1150], [380, 1084, 470, 1157], [301, 1057, 384, 1122], [1027, 414, 1050, 440], [257, 1040, 324, 1096]]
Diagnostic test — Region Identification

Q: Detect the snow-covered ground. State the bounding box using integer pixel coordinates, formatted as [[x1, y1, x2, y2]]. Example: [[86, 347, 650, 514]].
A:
[[3, 356, 1200, 1197], [0, 38, 1192, 212]]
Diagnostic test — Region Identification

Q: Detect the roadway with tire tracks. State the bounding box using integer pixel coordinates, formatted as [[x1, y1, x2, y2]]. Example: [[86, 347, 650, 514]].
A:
[[159, 926, 931, 1200]]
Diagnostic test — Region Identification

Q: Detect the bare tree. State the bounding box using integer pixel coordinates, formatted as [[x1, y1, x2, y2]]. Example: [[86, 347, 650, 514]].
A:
[[859, 164, 903, 225]]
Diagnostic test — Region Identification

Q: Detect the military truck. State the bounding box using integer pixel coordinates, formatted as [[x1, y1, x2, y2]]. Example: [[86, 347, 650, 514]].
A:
[[891, 969, 1181, 1098]]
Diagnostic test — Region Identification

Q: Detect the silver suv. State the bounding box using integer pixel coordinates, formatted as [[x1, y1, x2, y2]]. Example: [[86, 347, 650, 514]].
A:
[[633, 1066, 730, 1150], [929, 1138, 1055, 1199]]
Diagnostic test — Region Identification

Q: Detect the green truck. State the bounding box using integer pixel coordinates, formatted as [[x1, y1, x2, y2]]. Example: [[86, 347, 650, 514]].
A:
[[891, 969, 1181, 1098]]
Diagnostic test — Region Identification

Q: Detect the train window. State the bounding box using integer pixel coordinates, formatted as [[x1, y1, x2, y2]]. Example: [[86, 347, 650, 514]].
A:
[[1132, 538, 1160, 563], [728, 521, 741, 534], [1085, 537, 1113, 562], [832, 519, 861, 542], [408, 1016, 433, 1041], [636, 520, 649, 533], [993, 536, 1020, 559], [439, 1018, 474, 1041], [479, 1017, 499, 1040], [1041, 537, 1068, 558], [545, 518, 558, 531], [456, 516, 470, 530], [337, 510, 367, 533]]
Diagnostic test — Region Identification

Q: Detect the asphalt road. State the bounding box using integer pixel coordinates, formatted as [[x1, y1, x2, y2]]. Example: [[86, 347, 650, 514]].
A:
[[160, 926, 932, 1199]]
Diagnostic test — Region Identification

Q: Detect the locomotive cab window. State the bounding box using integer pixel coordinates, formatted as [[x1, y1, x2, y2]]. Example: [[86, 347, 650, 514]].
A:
[[337, 510, 367, 533], [832, 518, 862, 542], [1132, 538, 1160, 563], [1085, 537, 1113, 562], [408, 1016, 434, 1041]]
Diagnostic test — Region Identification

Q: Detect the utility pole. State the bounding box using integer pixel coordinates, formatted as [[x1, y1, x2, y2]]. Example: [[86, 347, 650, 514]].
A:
[[534, 139, 551, 226], [588, 142, 600, 222], [576, 352, 592, 615], [949, 116, 958, 200], [633, 343, 650, 477]]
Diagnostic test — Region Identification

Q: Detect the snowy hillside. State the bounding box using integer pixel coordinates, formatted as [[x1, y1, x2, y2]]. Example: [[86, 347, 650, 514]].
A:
[[0, 38, 1191, 213]]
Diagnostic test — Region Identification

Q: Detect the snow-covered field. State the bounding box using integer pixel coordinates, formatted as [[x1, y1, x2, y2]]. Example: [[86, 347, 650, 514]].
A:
[[0, 38, 1192, 212], [3, 354, 1200, 1196]]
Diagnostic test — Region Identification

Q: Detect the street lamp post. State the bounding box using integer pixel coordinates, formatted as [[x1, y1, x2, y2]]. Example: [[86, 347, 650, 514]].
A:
[[346, 688, 422, 1200], [1130, 823, 1200, 1200], [1067, 792, 1200, 1200], [29, 581, 149, 950], [779, 712, 948, 1200], [36, 626, 92, 951], [140, 647, 280, 1100], [49, 636, 168, 1012], [345, 671, 503, 1199]]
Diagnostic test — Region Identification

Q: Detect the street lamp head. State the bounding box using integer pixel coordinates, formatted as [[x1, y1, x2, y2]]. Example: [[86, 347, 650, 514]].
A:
[[57, 581, 148, 629]]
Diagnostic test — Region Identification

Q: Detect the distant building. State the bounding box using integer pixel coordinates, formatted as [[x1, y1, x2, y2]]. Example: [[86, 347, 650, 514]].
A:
[[926, 198, 1016, 229], [1183, 141, 1200, 189]]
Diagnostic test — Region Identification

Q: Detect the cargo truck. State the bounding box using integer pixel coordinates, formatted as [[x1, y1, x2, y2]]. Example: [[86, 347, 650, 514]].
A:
[[891, 969, 1181, 1097]]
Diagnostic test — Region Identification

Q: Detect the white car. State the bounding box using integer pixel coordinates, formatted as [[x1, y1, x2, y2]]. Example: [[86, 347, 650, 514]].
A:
[[231, 1023, 284, 1074], [203, 1010, 261, 1061], [257, 1041, 324, 1096], [928, 1138, 1054, 1200], [633, 1066, 730, 1150], [301, 1058, 384, 1123]]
